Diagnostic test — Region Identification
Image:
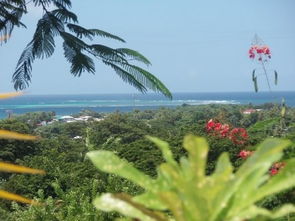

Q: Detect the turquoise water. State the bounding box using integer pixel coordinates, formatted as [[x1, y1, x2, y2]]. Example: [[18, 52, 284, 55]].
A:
[[0, 92, 294, 118]]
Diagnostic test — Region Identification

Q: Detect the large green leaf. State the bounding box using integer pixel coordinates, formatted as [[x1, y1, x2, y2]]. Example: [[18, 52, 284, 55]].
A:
[[183, 135, 208, 179], [93, 193, 158, 221], [87, 136, 295, 221], [133, 192, 168, 210], [147, 136, 178, 169], [86, 151, 153, 189], [253, 158, 295, 201]]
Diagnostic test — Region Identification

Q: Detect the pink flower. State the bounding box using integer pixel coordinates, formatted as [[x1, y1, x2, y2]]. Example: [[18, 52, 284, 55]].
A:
[[256, 48, 263, 54], [229, 128, 248, 145], [269, 162, 285, 176], [220, 124, 230, 137], [206, 119, 215, 132], [248, 44, 271, 61], [270, 168, 278, 176], [214, 123, 222, 132], [238, 150, 253, 159]]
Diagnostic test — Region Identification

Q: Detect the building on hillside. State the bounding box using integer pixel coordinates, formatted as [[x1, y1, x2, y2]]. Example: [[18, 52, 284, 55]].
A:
[[242, 108, 262, 115]]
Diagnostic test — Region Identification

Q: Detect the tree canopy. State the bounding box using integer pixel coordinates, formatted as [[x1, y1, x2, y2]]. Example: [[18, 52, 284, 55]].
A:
[[0, 0, 172, 98]]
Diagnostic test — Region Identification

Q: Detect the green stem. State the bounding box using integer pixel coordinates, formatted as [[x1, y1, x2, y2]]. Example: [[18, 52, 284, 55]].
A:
[[260, 57, 272, 92]]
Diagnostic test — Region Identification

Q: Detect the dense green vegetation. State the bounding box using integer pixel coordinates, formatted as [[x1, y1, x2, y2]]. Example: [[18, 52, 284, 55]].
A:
[[88, 135, 295, 221], [0, 104, 295, 220]]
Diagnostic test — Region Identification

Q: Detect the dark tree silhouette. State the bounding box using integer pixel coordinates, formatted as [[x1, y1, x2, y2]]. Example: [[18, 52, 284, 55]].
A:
[[0, 0, 172, 98]]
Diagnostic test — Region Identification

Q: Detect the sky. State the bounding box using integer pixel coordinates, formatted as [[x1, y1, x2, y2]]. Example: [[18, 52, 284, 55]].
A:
[[0, 0, 295, 95]]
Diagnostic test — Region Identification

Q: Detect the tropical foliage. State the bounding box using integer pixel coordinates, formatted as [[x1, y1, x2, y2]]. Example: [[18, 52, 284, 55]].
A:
[[0, 0, 172, 98], [88, 135, 295, 221], [0, 104, 295, 220], [0, 92, 44, 205]]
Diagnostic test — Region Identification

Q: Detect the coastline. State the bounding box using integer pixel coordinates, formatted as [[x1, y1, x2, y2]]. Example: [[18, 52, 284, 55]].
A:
[[0, 91, 294, 119]]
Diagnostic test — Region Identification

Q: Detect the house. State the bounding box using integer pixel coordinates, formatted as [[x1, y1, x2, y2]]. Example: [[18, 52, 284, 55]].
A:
[[242, 108, 262, 115]]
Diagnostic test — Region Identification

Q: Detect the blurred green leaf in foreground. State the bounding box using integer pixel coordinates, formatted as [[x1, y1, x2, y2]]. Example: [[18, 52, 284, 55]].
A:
[[87, 135, 295, 221]]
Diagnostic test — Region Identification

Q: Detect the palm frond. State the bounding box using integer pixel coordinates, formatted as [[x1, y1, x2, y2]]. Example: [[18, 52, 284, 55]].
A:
[[63, 41, 95, 76], [51, 8, 77, 23], [119, 63, 172, 99], [0, 0, 26, 42], [67, 23, 94, 39], [8, 2, 171, 98], [32, 0, 51, 7], [31, 14, 56, 59], [90, 44, 127, 63], [116, 48, 151, 66], [60, 31, 89, 50], [88, 28, 125, 42], [103, 61, 147, 93], [52, 0, 72, 9], [71, 51, 95, 76], [13, 43, 34, 90], [63, 40, 76, 62]]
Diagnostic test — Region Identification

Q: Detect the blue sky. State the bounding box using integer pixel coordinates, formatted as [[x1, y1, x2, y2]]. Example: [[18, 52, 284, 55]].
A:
[[1, 0, 295, 94]]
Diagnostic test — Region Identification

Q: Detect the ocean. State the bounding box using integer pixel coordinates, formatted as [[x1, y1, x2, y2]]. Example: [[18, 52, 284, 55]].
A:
[[0, 91, 294, 119]]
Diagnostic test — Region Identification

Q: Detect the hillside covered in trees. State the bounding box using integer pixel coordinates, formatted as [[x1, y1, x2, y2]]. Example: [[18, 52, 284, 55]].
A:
[[1, 103, 295, 220]]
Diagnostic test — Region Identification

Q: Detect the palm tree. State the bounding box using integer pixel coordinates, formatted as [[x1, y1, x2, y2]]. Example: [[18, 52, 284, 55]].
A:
[[0, 0, 172, 98]]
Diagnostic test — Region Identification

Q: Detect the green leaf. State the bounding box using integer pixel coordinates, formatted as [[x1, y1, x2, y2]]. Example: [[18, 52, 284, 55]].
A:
[[91, 44, 127, 63], [159, 191, 186, 221], [133, 193, 168, 210], [61, 31, 89, 50], [253, 158, 295, 202], [93, 193, 160, 221], [210, 153, 234, 218], [183, 135, 208, 179], [237, 139, 290, 177], [31, 14, 56, 59], [102, 61, 147, 93], [51, 8, 78, 23], [147, 136, 178, 168], [70, 51, 95, 76], [52, 0, 72, 9], [86, 151, 153, 189], [117, 48, 151, 66], [87, 135, 295, 221], [253, 76, 258, 92], [88, 29, 126, 42], [128, 65, 172, 99], [0, 0, 26, 40], [274, 70, 278, 85], [236, 204, 295, 221], [13, 43, 34, 90], [67, 23, 93, 39], [252, 69, 256, 81]]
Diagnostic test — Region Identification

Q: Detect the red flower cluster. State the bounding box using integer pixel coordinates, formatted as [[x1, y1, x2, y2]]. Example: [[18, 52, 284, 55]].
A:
[[206, 119, 230, 137], [238, 150, 254, 159], [238, 152, 285, 176], [229, 128, 248, 145], [206, 119, 248, 145], [248, 45, 271, 60], [269, 162, 285, 176]]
